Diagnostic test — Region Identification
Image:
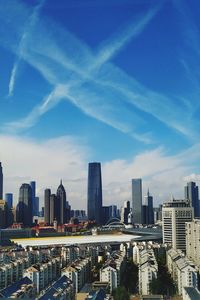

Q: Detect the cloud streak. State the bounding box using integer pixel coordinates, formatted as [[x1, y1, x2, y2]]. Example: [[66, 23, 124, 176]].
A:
[[8, 0, 45, 97], [0, 0, 199, 144]]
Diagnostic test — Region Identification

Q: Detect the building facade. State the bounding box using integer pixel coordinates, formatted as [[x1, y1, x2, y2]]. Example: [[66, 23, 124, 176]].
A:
[[17, 184, 33, 227], [0, 162, 3, 200], [162, 199, 193, 251], [87, 162, 103, 224], [186, 219, 200, 267], [132, 178, 142, 224], [184, 182, 200, 218]]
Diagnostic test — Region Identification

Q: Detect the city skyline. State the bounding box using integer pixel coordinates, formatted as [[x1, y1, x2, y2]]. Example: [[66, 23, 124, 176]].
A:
[[1, 0, 200, 208]]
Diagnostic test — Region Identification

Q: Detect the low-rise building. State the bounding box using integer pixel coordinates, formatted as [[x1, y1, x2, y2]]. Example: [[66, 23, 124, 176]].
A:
[[138, 249, 158, 295], [24, 257, 61, 294], [38, 275, 74, 300], [0, 276, 35, 299], [167, 248, 198, 295]]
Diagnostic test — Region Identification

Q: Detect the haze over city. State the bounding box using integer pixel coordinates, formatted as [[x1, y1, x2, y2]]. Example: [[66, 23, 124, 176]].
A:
[[1, 0, 200, 209]]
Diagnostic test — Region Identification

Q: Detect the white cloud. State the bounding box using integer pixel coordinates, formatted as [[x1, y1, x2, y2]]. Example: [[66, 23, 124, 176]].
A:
[[0, 134, 88, 209], [1, 134, 200, 210]]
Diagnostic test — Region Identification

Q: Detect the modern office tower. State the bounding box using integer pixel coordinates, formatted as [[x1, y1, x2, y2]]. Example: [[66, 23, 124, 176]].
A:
[[44, 189, 51, 224], [30, 181, 39, 216], [109, 205, 118, 219], [184, 182, 200, 218], [17, 183, 33, 227], [50, 194, 57, 225], [162, 199, 193, 251], [0, 200, 7, 228], [121, 200, 130, 225], [143, 190, 154, 225], [5, 193, 13, 209], [56, 180, 67, 224], [132, 178, 142, 224], [101, 206, 110, 225], [0, 162, 3, 199], [186, 219, 200, 267], [87, 162, 103, 224]]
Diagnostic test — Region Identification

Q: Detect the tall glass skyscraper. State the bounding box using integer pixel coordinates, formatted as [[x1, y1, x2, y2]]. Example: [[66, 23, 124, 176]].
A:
[[44, 188, 51, 224], [132, 178, 142, 224], [17, 183, 32, 227], [0, 162, 3, 199], [87, 162, 102, 224], [185, 181, 200, 218]]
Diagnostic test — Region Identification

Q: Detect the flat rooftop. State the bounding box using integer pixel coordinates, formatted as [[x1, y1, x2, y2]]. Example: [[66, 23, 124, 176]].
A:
[[11, 234, 140, 247]]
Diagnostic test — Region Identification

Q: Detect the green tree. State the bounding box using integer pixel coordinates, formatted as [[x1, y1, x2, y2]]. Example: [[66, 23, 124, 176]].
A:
[[112, 286, 130, 300]]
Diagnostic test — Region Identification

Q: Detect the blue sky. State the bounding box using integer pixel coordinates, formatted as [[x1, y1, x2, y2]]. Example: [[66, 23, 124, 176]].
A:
[[0, 0, 200, 208]]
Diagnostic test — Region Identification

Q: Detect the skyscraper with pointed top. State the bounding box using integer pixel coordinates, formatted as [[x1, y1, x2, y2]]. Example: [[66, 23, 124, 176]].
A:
[[56, 180, 67, 224], [0, 162, 3, 199], [87, 162, 103, 224]]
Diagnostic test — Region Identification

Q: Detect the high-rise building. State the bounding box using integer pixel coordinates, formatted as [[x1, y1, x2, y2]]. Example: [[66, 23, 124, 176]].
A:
[[56, 180, 67, 225], [87, 162, 103, 224], [50, 194, 57, 225], [30, 181, 39, 217], [162, 199, 193, 251], [17, 183, 33, 227], [0, 162, 3, 199], [184, 182, 200, 218], [5, 193, 13, 209], [121, 200, 130, 225], [44, 188, 51, 225], [143, 190, 154, 225], [132, 178, 142, 224]]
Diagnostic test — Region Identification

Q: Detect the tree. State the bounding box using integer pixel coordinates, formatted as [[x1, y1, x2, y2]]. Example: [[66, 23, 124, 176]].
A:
[[112, 286, 130, 300]]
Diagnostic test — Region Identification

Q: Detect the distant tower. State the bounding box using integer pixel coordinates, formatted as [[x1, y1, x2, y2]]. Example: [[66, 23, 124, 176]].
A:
[[44, 188, 51, 224], [5, 193, 13, 209], [56, 180, 67, 225], [132, 179, 142, 224], [0, 162, 3, 199], [50, 194, 57, 225], [143, 189, 154, 225], [87, 162, 103, 224], [30, 181, 39, 216], [17, 183, 32, 227], [185, 182, 200, 218]]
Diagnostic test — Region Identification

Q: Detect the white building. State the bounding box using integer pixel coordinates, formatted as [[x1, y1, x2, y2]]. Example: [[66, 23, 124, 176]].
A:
[[167, 248, 198, 295], [186, 219, 200, 267], [162, 199, 193, 251], [138, 249, 158, 295], [24, 257, 61, 294], [62, 257, 91, 293], [100, 265, 118, 292]]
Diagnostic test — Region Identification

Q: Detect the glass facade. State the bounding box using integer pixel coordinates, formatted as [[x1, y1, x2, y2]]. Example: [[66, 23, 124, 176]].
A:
[[87, 162, 102, 224]]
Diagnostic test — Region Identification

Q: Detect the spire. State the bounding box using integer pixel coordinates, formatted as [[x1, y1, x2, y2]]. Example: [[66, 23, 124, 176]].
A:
[[60, 179, 62, 185], [147, 188, 150, 197]]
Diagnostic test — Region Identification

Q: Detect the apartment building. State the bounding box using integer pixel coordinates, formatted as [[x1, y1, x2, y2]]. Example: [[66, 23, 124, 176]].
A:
[[167, 248, 198, 295], [186, 219, 200, 268], [138, 249, 158, 295]]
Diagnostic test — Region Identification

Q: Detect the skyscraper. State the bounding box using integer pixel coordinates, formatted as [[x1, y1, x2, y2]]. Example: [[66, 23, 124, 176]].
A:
[[17, 183, 33, 227], [184, 181, 200, 218], [30, 181, 39, 216], [56, 180, 67, 224], [132, 178, 142, 224], [0, 162, 3, 199], [87, 162, 103, 224], [5, 193, 13, 209], [143, 190, 154, 225], [44, 188, 51, 225]]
